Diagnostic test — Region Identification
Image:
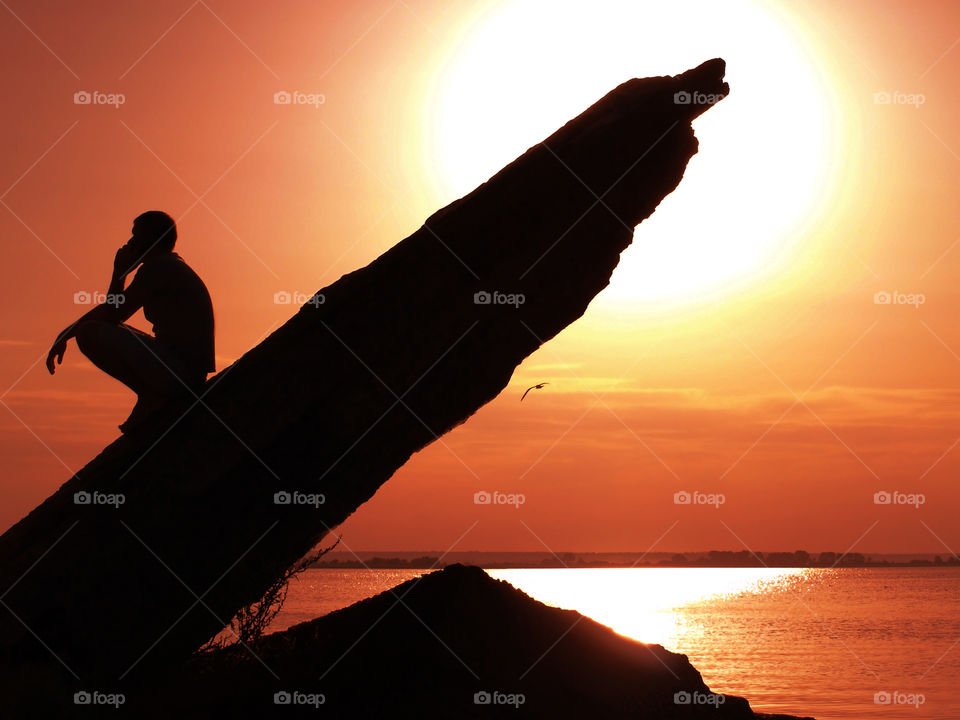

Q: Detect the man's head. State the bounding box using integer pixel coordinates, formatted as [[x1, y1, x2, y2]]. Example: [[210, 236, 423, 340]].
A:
[[130, 211, 177, 255]]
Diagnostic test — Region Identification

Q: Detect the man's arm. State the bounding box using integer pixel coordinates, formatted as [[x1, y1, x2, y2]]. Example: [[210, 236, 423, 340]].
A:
[[46, 249, 153, 375], [107, 243, 141, 297]]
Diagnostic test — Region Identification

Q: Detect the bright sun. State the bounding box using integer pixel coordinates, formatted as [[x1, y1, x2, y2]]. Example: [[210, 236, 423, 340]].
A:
[[428, 0, 836, 305]]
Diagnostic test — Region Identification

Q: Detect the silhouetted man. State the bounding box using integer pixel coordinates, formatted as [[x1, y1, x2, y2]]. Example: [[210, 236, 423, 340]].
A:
[[46, 211, 215, 433]]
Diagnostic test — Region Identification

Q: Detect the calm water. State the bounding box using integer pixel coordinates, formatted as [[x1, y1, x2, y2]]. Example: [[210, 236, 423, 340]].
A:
[[272, 567, 960, 719]]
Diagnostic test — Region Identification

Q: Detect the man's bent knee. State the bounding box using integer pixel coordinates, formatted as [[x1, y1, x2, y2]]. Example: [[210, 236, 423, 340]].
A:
[[75, 320, 112, 358]]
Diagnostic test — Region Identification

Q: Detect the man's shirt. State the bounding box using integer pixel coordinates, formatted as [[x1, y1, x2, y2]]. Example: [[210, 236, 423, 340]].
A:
[[124, 252, 215, 378]]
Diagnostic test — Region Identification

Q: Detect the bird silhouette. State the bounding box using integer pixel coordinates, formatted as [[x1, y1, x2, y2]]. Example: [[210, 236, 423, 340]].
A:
[[521, 382, 549, 402]]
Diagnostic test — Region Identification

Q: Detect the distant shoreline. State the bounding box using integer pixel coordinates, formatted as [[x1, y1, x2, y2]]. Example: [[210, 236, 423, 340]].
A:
[[311, 550, 960, 570]]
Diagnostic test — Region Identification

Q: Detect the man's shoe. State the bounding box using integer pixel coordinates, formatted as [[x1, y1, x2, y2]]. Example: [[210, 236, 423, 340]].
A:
[[118, 394, 167, 434]]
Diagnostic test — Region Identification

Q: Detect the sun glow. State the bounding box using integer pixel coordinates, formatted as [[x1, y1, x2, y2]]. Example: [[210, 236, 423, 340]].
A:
[[488, 568, 810, 647], [429, 0, 837, 304]]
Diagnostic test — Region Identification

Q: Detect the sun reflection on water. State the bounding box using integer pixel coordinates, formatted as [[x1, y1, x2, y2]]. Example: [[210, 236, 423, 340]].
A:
[[487, 568, 812, 647]]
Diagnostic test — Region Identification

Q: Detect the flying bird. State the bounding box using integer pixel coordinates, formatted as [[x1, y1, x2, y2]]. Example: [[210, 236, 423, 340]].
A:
[[521, 382, 549, 402]]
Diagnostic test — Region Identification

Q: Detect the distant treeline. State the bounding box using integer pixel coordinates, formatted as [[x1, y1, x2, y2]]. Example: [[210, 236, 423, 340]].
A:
[[312, 550, 960, 569], [315, 556, 443, 569]]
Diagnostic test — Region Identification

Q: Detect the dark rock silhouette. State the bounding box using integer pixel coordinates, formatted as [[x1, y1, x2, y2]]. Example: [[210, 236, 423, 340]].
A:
[[0, 59, 729, 687], [132, 566, 815, 718]]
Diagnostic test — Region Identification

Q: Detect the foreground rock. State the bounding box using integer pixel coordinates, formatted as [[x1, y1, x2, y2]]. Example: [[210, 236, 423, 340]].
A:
[[130, 565, 808, 718], [0, 60, 729, 681]]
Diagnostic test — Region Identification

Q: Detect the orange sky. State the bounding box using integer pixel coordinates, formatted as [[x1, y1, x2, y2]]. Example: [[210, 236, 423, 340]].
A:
[[2, 0, 959, 555]]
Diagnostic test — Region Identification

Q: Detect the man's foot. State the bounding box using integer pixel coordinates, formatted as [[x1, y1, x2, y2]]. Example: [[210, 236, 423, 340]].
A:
[[118, 394, 169, 434]]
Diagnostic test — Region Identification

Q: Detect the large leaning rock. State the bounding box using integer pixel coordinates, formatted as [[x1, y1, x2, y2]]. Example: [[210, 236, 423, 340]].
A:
[[0, 59, 728, 683]]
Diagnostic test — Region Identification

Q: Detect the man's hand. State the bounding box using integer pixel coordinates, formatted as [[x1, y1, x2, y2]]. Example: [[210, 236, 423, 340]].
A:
[[113, 244, 141, 280], [46, 335, 68, 375]]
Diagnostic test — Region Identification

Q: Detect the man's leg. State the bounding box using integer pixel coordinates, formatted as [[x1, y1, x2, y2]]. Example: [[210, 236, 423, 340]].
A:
[[75, 321, 191, 432], [75, 321, 186, 396]]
